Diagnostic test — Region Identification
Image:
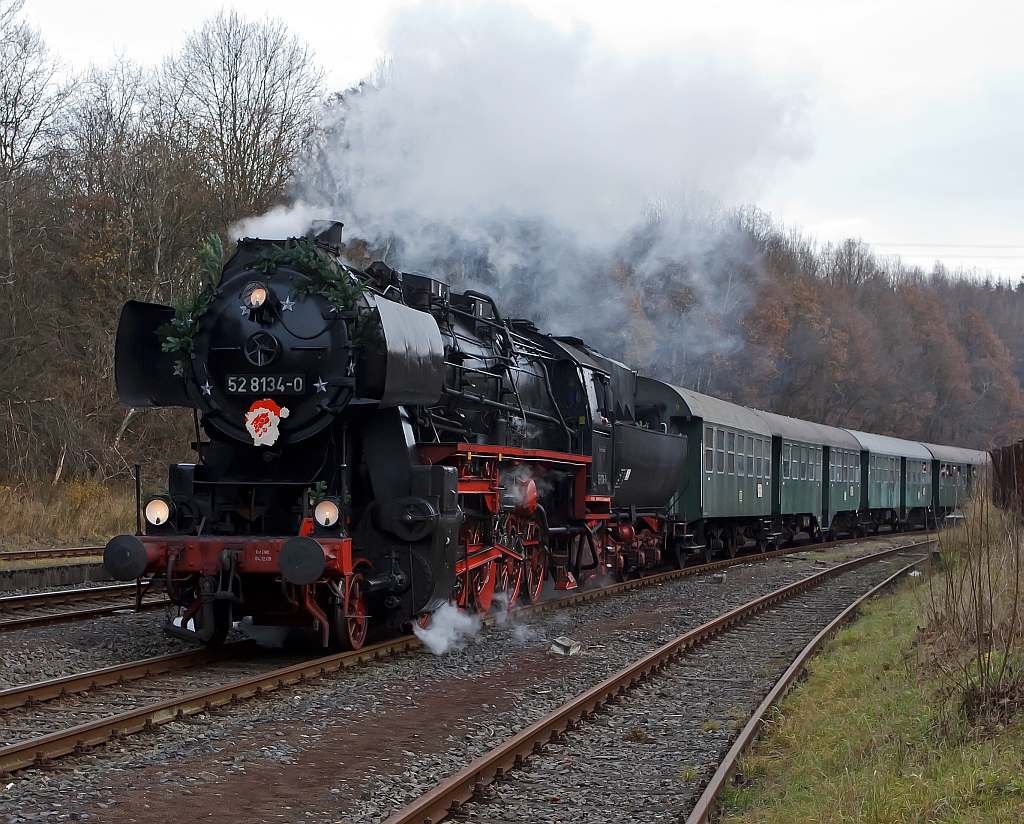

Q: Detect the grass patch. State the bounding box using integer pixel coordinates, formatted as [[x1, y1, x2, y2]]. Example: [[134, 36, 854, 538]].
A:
[[717, 579, 1024, 823], [0, 481, 134, 549]]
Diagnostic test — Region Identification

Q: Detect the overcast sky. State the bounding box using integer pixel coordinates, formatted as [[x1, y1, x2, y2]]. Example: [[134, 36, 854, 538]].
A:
[[21, 0, 1024, 279]]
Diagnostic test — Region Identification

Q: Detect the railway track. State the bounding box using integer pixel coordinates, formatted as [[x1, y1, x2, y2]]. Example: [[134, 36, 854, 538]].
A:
[[0, 546, 103, 564], [379, 541, 930, 824], [0, 534, 929, 780], [0, 583, 167, 633]]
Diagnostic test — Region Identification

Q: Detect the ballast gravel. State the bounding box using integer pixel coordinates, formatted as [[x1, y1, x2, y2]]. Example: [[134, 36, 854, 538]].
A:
[[0, 539, 924, 824]]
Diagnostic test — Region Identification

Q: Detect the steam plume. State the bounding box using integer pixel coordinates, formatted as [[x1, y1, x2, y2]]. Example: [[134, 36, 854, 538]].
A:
[[251, 2, 810, 376]]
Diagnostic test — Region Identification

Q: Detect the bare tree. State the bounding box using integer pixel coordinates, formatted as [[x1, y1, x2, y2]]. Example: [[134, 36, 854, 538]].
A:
[[169, 10, 324, 224], [0, 0, 73, 282]]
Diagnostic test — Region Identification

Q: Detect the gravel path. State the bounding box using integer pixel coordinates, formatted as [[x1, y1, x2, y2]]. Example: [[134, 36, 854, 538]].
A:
[[0, 538, 922, 824]]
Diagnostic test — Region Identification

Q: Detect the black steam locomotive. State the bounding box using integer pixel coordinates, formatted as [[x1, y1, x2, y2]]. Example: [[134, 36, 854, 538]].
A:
[[104, 223, 689, 648]]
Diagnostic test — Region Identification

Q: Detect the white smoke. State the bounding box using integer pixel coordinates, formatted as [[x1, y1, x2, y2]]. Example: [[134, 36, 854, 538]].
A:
[[285, 2, 810, 376], [413, 601, 481, 654], [231, 201, 335, 241]]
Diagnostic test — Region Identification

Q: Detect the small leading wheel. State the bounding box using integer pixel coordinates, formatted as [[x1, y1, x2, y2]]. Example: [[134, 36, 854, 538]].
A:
[[471, 560, 496, 615], [333, 577, 368, 651], [191, 599, 230, 647]]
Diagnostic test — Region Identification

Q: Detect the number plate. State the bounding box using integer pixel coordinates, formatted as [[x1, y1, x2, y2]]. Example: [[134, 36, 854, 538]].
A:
[[225, 375, 306, 395]]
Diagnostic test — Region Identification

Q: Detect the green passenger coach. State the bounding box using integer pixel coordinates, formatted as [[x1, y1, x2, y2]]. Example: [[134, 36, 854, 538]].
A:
[[843, 430, 933, 533], [922, 444, 989, 520], [635, 378, 773, 559], [755, 411, 862, 540]]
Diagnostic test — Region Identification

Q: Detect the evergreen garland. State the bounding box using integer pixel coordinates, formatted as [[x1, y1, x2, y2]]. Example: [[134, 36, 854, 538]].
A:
[[157, 234, 224, 371], [247, 235, 380, 345]]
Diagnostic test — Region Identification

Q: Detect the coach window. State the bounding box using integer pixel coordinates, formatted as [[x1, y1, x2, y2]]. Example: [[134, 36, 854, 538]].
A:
[[748, 437, 754, 477], [716, 429, 725, 473], [755, 439, 763, 477], [727, 431, 735, 474], [765, 449, 772, 480], [783, 443, 791, 479], [737, 434, 745, 476], [705, 426, 714, 472], [799, 446, 806, 480]]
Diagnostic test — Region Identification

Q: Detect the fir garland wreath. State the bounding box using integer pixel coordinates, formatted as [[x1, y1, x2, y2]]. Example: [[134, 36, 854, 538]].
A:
[[246, 235, 380, 345], [156, 233, 380, 379], [156, 234, 224, 375]]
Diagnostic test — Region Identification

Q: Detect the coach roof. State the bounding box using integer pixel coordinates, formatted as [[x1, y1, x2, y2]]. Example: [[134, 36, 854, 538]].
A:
[[755, 409, 862, 451], [652, 382, 772, 436], [843, 430, 932, 460], [922, 443, 991, 465]]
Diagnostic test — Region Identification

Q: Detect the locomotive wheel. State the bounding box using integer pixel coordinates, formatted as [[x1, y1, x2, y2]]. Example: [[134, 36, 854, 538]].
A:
[[497, 556, 524, 607], [522, 543, 547, 604], [333, 577, 368, 651], [471, 560, 496, 615]]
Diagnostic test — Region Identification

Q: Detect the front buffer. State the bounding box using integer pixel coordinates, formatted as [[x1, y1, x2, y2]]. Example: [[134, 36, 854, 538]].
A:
[[104, 532, 366, 648]]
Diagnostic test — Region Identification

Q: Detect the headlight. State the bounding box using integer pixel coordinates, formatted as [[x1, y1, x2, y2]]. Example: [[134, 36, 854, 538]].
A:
[[314, 498, 341, 528], [145, 497, 172, 526], [242, 281, 270, 309]]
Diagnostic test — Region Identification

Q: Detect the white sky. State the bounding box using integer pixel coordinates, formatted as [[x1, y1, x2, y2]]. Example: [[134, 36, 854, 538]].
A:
[[22, 0, 1024, 279]]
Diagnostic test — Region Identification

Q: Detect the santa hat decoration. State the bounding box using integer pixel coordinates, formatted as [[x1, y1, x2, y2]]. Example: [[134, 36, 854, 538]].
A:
[[245, 398, 290, 446]]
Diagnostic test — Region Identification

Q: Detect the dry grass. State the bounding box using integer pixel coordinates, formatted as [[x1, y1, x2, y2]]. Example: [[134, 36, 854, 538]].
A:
[[925, 495, 1024, 725], [718, 581, 1024, 823], [0, 481, 135, 549]]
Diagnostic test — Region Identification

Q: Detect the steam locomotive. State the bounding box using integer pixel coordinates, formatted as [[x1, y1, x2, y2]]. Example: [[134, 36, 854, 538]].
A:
[[104, 223, 689, 648]]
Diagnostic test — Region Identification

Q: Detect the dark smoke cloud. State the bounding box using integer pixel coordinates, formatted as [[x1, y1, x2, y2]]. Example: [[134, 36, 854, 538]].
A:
[[236, 1, 809, 378]]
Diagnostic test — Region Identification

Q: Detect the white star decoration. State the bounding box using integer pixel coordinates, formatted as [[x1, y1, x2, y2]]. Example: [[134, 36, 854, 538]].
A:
[[281, 295, 295, 311], [314, 378, 328, 393], [201, 381, 212, 396], [172, 363, 185, 377], [240, 306, 250, 318]]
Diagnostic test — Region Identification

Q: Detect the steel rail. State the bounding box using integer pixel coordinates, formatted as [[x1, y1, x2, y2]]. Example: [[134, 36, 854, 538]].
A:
[[0, 546, 103, 563], [379, 540, 934, 824], [0, 583, 137, 612], [0, 634, 421, 776], [0, 535, 928, 777], [684, 555, 928, 824], [0, 641, 257, 711], [0, 600, 168, 633]]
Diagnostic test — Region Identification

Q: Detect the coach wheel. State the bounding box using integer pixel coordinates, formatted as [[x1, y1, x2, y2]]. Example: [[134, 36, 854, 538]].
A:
[[701, 544, 714, 565], [472, 560, 496, 615], [333, 577, 368, 651], [756, 538, 769, 553], [725, 537, 738, 559]]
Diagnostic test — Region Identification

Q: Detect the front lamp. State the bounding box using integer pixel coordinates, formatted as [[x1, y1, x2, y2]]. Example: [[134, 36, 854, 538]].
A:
[[242, 281, 270, 309], [144, 497, 173, 526], [314, 497, 341, 528]]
